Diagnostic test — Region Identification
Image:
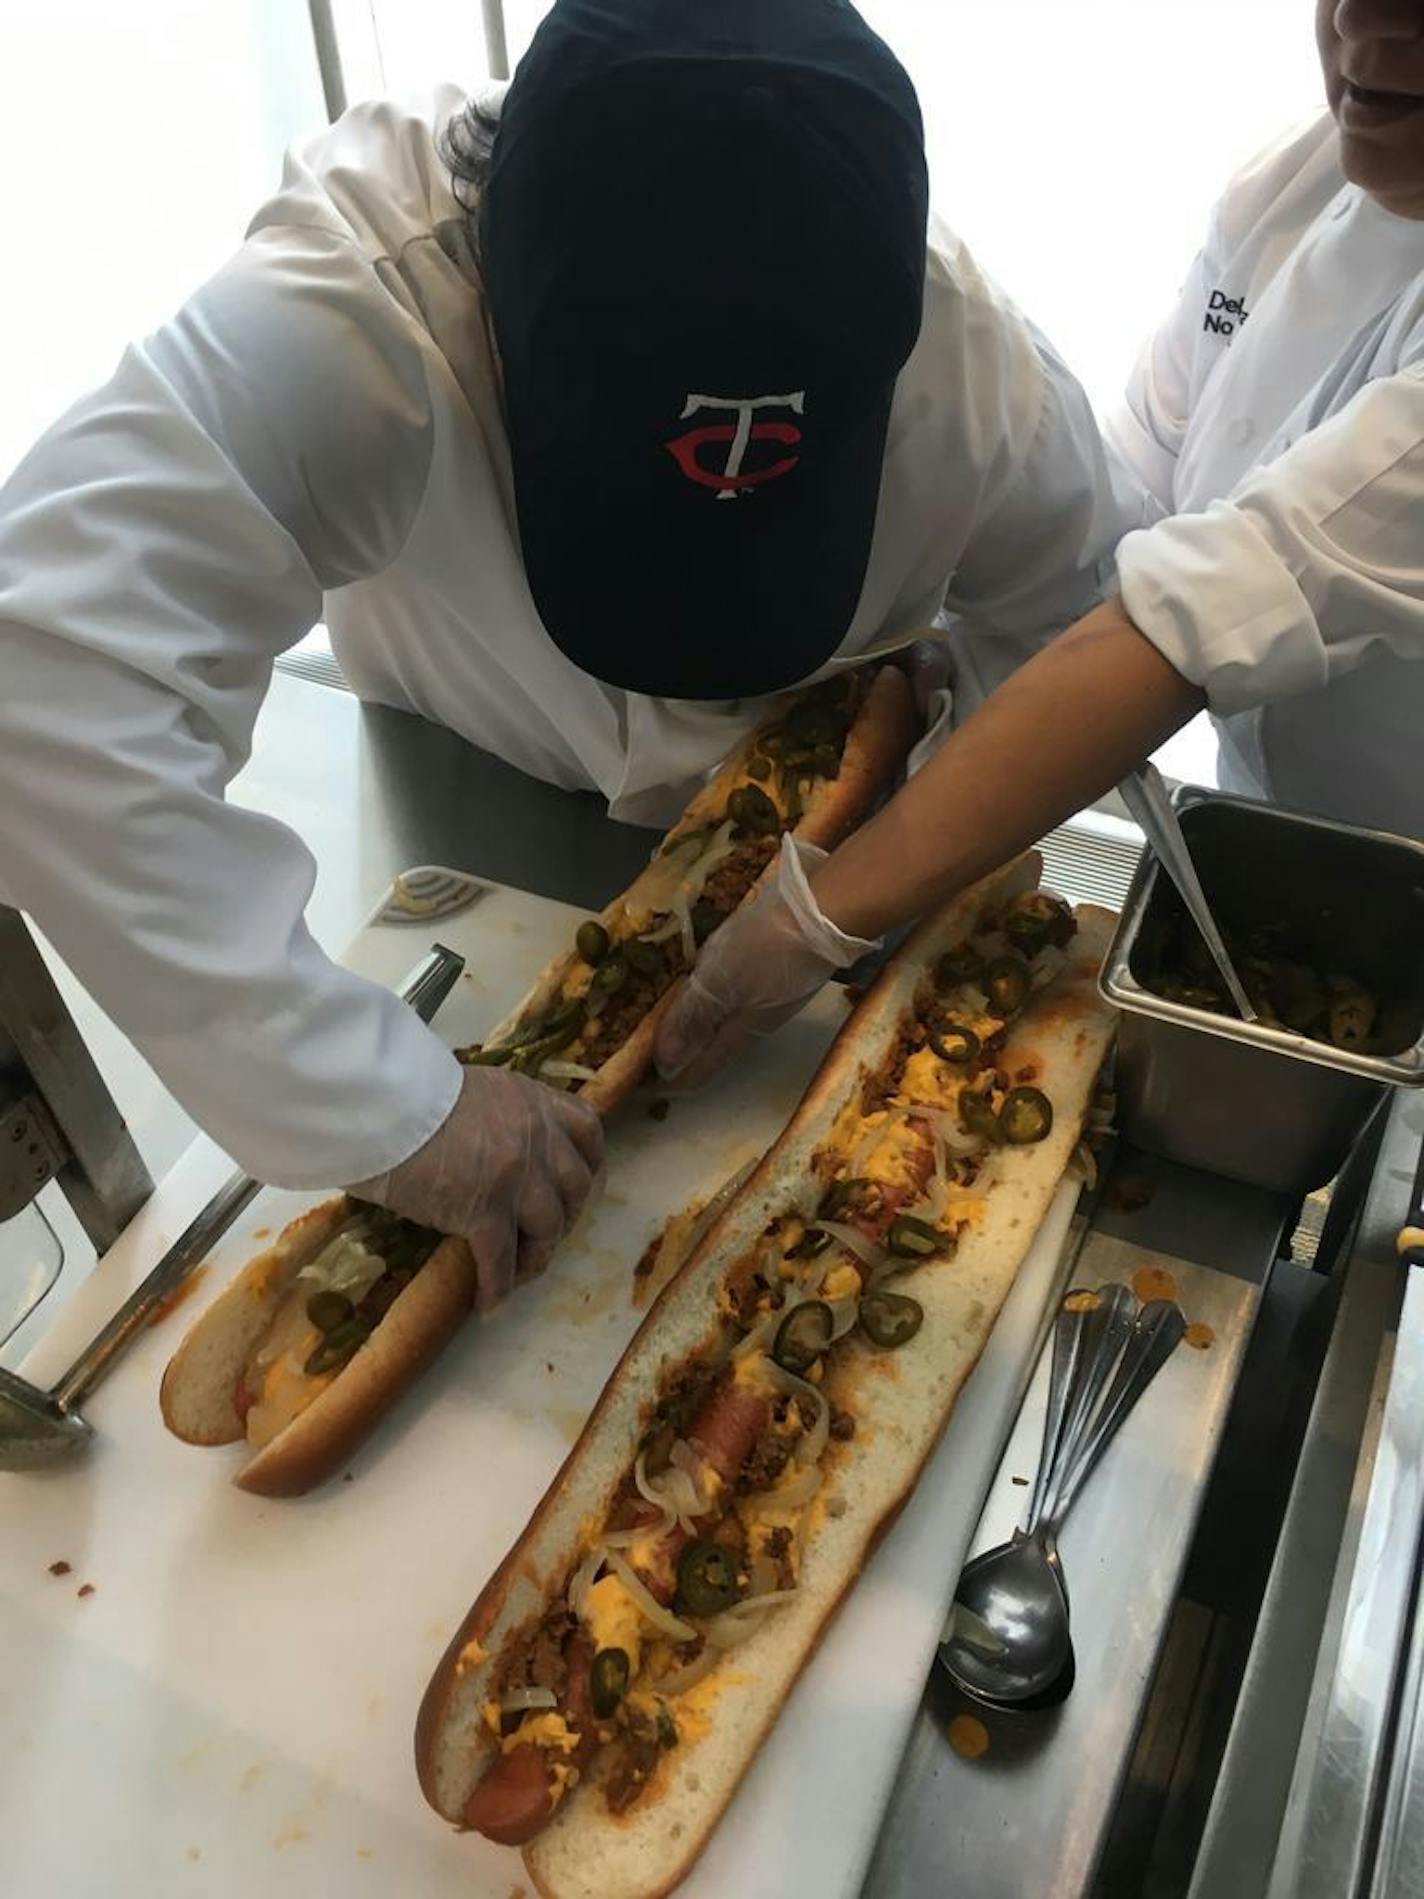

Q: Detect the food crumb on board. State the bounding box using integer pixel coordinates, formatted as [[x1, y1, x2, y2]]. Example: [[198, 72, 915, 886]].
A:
[[1063, 1290, 1100, 1313], [356, 1847, 375, 1861], [947, 1714, 990, 1760], [1185, 1322, 1216, 1351], [647, 1098, 670, 1122], [251, 1226, 271, 1239], [48, 1560, 71, 1577], [76, 1583, 96, 1599], [342, 1472, 354, 1483], [546, 1361, 556, 1374], [187, 1848, 201, 1862], [1011, 1475, 1029, 1487], [507, 1885, 526, 1899], [1131, 1265, 1178, 1305]]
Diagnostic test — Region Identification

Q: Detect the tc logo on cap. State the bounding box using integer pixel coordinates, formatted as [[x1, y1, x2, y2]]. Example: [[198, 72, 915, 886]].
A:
[[664, 391, 805, 499]]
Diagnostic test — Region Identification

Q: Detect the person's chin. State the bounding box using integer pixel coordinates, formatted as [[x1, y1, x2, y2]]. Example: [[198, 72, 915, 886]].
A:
[[1338, 132, 1424, 215]]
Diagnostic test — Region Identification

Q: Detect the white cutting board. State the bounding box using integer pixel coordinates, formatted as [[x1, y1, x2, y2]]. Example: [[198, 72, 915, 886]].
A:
[[0, 877, 1078, 1899]]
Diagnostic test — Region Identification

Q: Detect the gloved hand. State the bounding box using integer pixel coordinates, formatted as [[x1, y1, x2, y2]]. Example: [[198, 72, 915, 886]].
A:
[[349, 1064, 604, 1314], [653, 835, 881, 1092]]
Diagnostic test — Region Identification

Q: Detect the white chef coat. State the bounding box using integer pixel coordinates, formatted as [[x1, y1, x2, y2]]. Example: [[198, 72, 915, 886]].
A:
[[0, 87, 1129, 1187], [1109, 113, 1424, 838]]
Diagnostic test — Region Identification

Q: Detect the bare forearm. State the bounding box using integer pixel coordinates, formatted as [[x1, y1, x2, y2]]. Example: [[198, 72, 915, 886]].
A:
[[812, 599, 1204, 939]]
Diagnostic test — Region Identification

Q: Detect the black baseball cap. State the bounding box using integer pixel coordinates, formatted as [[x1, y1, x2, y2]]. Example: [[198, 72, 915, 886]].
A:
[[482, 0, 929, 700]]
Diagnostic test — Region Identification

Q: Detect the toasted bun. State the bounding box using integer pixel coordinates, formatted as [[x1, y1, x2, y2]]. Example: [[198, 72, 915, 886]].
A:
[[234, 1234, 477, 1497], [159, 1196, 351, 1445], [490, 665, 919, 1120], [416, 859, 1118, 1899], [160, 1198, 477, 1497]]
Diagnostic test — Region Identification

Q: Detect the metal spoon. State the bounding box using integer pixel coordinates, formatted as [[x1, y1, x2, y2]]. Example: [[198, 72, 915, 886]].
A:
[[937, 1285, 1129, 1700], [0, 943, 465, 1470], [939, 1289, 1186, 1705], [1118, 763, 1258, 1023]]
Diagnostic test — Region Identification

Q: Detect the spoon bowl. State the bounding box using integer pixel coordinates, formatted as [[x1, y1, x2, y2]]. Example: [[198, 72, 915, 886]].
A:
[[942, 1531, 1072, 1703]]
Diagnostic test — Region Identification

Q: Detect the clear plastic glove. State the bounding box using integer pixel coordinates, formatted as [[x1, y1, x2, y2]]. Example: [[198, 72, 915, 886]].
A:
[[349, 1065, 604, 1315], [653, 835, 881, 1092]]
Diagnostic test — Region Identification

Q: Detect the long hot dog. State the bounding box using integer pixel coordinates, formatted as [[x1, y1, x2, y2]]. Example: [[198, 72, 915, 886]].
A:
[[416, 859, 1121, 1899]]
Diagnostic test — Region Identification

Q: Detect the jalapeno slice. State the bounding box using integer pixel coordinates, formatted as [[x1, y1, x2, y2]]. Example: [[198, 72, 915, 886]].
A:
[[690, 899, 722, 944], [746, 752, 773, 782], [303, 1316, 371, 1376], [1000, 1086, 1053, 1145], [590, 1647, 630, 1720], [575, 920, 611, 966], [927, 1018, 981, 1065], [590, 956, 629, 999], [887, 1214, 950, 1259], [1003, 891, 1074, 957], [622, 938, 662, 979], [935, 942, 985, 988], [773, 1299, 834, 1374], [727, 784, 780, 836], [818, 1176, 874, 1220], [859, 1290, 924, 1349], [305, 1289, 355, 1334], [984, 955, 1031, 1016], [960, 1088, 1006, 1146], [456, 1042, 512, 1066], [676, 1539, 741, 1617]]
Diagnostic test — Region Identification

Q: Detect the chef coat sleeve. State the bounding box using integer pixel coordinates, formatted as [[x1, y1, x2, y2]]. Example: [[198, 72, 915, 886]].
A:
[[936, 329, 1143, 708], [1114, 359, 1424, 715], [0, 224, 463, 1188], [1104, 236, 1217, 518]]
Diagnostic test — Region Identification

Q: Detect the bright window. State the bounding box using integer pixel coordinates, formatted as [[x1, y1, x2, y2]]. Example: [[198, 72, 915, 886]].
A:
[[0, 2, 325, 485]]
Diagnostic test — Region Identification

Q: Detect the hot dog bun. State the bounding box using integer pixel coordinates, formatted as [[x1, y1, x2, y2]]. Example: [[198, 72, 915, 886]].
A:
[[484, 664, 918, 1118], [160, 1197, 477, 1497], [416, 859, 1119, 1898]]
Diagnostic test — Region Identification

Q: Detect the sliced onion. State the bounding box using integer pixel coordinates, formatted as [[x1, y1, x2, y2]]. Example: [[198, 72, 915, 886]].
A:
[[732, 1308, 780, 1361], [669, 1438, 715, 1513], [686, 818, 739, 891], [705, 1589, 800, 1648], [632, 1454, 683, 1540], [826, 1296, 861, 1343], [913, 1107, 982, 1158], [296, 1231, 386, 1301], [657, 1646, 720, 1697], [568, 1547, 605, 1619], [1070, 1141, 1099, 1191], [603, 1549, 698, 1643], [960, 983, 991, 1017], [538, 1060, 600, 1082], [764, 1358, 829, 1468], [1030, 944, 1066, 991], [500, 1684, 558, 1715], [671, 889, 696, 966], [645, 911, 684, 945], [598, 1523, 654, 1550], [815, 1220, 890, 1276]]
